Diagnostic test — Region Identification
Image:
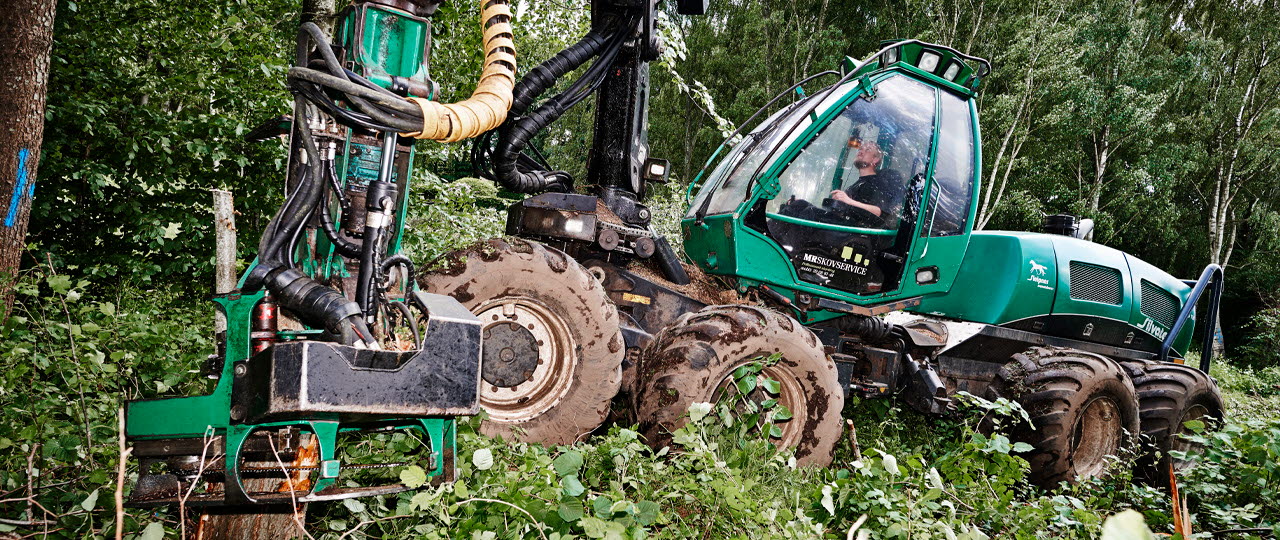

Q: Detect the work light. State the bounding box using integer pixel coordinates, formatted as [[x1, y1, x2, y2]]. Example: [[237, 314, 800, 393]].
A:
[[943, 62, 961, 81], [919, 51, 941, 72]]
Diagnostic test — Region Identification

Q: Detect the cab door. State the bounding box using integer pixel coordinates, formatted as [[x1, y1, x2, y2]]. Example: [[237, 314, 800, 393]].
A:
[[904, 90, 979, 297]]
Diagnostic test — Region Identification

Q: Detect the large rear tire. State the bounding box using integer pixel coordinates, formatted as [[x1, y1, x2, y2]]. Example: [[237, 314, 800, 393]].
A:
[[633, 305, 844, 466], [421, 238, 624, 445], [990, 347, 1140, 486], [1121, 360, 1224, 482]]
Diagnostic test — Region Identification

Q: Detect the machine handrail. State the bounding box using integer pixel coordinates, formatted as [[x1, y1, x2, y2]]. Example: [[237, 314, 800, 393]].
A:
[[1160, 264, 1223, 373]]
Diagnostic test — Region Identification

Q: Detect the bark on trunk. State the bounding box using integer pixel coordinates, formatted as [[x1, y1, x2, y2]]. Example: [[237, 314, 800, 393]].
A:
[[0, 0, 58, 315]]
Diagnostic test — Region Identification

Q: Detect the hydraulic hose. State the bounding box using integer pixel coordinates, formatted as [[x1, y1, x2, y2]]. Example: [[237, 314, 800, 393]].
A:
[[510, 29, 610, 115], [485, 18, 632, 193], [400, 0, 516, 142]]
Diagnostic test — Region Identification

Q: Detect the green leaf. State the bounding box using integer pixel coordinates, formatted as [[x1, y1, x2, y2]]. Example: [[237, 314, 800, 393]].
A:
[[772, 405, 793, 421], [80, 489, 99, 511], [47, 274, 72, 294], [736, 375, 757, 394], [400, 465, 428, 489], [580, 516, 627, 539], [473, 448, 494, 471], [1011, 442, 1034, 453], [761, 378, 781, 395], [635, 500, 660, 526], [552, 450, 583, 477], [557, 502, 584, 522], [593, 495, 613, 517], [1183, 419, 1206, 433], [139, 522, 165, 540], [343, 498, 366, 514], [561, 474, 586, 497], [410, 490, 436, 511]]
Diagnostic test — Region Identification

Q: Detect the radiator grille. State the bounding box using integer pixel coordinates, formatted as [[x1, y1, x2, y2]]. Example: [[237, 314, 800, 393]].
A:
[[1069, 261, 1123, 305], [1140, 279, 1180, 328]]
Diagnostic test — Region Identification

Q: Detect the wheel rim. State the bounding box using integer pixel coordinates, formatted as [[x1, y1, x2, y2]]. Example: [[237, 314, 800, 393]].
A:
[[1071, 396, 1123, 478], [1170, 404, 1211, 470], [711, 362, 808, 450], [475, 297, 576, 423]]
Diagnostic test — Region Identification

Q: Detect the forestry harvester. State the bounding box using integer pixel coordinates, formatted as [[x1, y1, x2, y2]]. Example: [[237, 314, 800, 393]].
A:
[[123, 0, 1225, 529]]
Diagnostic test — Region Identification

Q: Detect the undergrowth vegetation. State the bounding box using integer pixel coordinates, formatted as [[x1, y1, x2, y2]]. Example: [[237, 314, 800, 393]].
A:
[[2, 270, 1280, 538]]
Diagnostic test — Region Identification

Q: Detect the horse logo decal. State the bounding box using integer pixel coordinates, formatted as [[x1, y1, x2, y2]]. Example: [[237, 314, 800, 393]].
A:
[[1029, 260, 1048, 276]]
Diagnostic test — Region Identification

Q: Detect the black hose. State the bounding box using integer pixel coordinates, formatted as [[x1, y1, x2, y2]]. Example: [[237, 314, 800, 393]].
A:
[[242, 24, 378, 347], [510, 28, 610, 115], [485, 18, 634, 193], [318, 163, 362, 258]]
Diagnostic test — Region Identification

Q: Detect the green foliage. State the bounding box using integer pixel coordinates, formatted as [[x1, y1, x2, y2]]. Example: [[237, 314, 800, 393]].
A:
[[33, 0, 298, 285], [1239, 308, 1280, 369], [401, 173, 512, 264], [1173, 419, 1280, 537], [0, 268, 212, 537]]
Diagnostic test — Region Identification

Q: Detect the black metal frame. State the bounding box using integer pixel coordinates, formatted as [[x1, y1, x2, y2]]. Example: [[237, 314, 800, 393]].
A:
[[1162, 264, 1224, 372]]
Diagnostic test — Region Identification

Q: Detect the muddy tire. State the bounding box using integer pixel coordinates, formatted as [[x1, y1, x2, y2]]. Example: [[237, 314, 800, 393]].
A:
[[990, 347, 1140, 486], [421, 238, 624, 445], [633, 305, 844, 466], [1121, 360, 1224, 483]]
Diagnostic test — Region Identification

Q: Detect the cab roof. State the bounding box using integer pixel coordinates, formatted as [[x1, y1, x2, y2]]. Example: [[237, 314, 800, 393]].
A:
[[842, 40, 991, 98]]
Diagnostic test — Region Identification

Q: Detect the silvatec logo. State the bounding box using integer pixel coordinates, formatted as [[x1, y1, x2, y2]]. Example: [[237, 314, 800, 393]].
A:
[[1027, 259, 1052, 289]]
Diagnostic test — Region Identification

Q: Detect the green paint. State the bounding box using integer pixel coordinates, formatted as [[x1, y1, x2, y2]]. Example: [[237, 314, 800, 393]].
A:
[[339, 4, 433, 92]]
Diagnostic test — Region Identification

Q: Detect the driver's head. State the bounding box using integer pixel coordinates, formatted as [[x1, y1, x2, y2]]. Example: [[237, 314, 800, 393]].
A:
[[854, 141, 883, 171]]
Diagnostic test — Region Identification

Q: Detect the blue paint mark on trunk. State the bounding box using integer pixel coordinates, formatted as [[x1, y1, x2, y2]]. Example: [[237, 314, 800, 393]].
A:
[[5, 149, 32, 227]]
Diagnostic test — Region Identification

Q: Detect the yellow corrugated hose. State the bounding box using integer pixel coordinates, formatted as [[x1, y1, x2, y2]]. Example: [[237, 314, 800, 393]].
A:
[[402, 0, 516, 142]]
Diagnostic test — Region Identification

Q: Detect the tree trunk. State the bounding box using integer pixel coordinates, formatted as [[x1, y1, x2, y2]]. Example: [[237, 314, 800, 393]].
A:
[[0, 0, 57, 315]]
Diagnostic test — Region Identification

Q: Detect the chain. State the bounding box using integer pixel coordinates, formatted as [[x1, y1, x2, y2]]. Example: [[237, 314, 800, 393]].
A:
[[172, 461, 413, 477]]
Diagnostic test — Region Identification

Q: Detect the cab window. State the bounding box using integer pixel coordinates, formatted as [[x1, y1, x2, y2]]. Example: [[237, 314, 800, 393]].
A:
[[922, 92, 974, 236]]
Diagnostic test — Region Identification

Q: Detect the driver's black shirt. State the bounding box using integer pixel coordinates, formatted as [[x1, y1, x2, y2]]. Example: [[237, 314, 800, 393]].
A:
[[834, 171, 906, 225], [842, 172, 897, 217]]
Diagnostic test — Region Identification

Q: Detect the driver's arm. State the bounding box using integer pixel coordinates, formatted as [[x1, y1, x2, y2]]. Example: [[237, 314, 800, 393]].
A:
[[830, 190, 883, 216]]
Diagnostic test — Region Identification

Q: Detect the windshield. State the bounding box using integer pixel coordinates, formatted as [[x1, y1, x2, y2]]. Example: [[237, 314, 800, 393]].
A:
[[687, 82, 857, 218]]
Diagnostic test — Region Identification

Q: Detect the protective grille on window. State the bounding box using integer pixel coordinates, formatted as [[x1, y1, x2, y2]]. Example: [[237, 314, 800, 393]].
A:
[[1069, 262, 1123, 305], [1140, 280, 1180, 328]]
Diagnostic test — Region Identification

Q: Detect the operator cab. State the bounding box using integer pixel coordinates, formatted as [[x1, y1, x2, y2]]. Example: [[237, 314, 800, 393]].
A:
[[686, 41, 988, 304]]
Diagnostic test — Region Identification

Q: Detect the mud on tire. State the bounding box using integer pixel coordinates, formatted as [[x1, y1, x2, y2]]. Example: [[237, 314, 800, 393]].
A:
[[633, 305, 844, 466], [989, 347, 1140, 486], [421, 238, 624, 446], [1121, 360, 1224, 483]]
